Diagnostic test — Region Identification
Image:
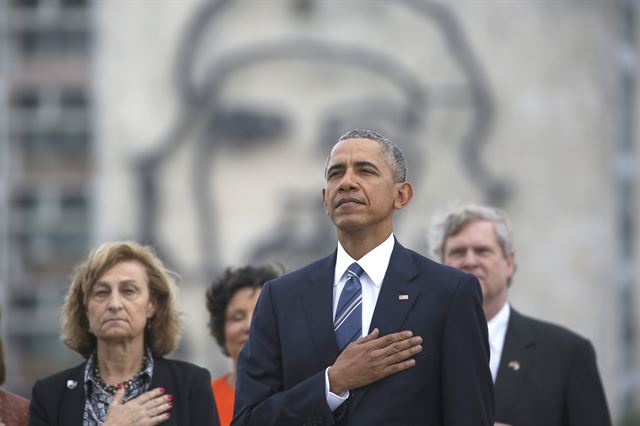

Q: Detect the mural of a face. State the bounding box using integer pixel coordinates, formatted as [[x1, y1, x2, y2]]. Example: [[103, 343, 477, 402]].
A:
[[136, 0, 503, 279]]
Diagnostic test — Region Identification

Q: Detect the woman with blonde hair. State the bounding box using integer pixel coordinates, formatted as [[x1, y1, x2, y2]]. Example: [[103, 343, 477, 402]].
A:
[[29, 241, 218, 425]]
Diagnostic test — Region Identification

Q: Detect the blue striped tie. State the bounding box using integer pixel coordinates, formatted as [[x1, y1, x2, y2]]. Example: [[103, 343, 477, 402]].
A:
[[334, 262, 364, 350]]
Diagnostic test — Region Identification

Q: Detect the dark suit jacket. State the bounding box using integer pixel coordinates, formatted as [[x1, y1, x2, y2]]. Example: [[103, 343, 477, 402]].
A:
[[29, 357, 219, 426], [233, 240, 494, 426], [494, 309, 611, 426]]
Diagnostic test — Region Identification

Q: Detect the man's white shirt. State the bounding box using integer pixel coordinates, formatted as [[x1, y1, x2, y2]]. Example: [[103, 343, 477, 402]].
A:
[[487, 302, 511, 383], [325, 233, 395, 411]]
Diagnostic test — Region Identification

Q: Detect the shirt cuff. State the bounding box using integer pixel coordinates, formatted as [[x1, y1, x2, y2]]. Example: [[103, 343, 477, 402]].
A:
[[324, 367, 349, 412]]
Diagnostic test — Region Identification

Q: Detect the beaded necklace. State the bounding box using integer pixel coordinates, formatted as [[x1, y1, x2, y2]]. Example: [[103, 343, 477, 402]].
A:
[[90, 351, 150, 395]]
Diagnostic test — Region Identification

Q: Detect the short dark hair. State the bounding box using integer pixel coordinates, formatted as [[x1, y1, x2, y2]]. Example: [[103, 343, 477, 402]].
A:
[[206, 265, 280, 356], [334, 128, 408, 182]]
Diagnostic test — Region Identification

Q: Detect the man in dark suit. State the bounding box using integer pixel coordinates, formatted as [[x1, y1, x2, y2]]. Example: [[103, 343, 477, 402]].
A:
[[429, 204, 612, 426], [232, 129, 494, 426]]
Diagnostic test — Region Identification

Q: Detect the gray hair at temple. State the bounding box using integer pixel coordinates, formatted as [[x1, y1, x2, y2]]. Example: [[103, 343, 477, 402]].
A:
[[427, 204, 515, 262], [326, 129, 408, 183]]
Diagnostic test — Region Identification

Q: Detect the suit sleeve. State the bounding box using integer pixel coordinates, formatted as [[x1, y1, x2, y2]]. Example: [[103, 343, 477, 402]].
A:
[[565, 339, 612, 426], [232, 281, 334, 426], [441, 274, 494, 425], [28, 380, 50, 426]]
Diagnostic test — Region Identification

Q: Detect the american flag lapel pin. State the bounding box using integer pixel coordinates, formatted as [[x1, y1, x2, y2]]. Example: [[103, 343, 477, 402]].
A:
[[398, 294, 409, 300]]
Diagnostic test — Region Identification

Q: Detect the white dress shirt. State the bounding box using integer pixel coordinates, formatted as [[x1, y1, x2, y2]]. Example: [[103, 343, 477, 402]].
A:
[[325, 233, 395, 411], [487, 302, 511, 383]]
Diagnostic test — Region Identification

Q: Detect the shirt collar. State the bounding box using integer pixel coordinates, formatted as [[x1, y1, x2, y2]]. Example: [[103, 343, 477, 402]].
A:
[[487, 302, 510, 352], [334, 233, 395, 287], [84, 347, 155, 388]]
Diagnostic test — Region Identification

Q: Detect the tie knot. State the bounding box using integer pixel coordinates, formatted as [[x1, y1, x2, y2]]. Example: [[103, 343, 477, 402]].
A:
[[347, 262, 364, 279]]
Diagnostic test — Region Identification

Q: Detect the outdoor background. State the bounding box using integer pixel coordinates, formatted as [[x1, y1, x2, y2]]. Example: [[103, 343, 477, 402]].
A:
[[0, 0, 638, 424]]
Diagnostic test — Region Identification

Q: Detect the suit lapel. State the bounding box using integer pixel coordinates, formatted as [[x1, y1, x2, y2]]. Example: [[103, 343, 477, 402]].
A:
[[350, 241, 421, 411], [149, 357, 178, 425], [494, 309, 536, 420], [368, 241, 420, 335], [59, 364, 86, 425], [301, 252, 342, 366], [149, 356, 168, 389]]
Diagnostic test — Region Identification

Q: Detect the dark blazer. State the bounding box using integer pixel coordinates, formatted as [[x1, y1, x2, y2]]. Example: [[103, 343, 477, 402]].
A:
[[29, 357, 219, 426], [494, 309, 611, 426], [233, 240, 494, 426]]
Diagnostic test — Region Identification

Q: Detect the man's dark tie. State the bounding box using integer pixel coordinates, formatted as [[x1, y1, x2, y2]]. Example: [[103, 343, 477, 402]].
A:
[[334, 262, 364, 350]]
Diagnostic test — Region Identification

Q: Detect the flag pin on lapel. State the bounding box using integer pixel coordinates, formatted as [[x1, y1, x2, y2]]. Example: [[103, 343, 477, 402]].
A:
[[507, 360, 520, 371], [398, 294, 409, 300], [66, 380, 78, 389]]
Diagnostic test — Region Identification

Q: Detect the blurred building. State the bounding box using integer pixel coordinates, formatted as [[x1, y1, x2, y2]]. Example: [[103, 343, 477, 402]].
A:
[[0, 0, 92, 394], [0, 0, 638, 423]]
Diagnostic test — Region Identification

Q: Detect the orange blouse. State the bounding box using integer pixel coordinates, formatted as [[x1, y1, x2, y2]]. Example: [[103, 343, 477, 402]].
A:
[[211, 374, 235, 426]]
